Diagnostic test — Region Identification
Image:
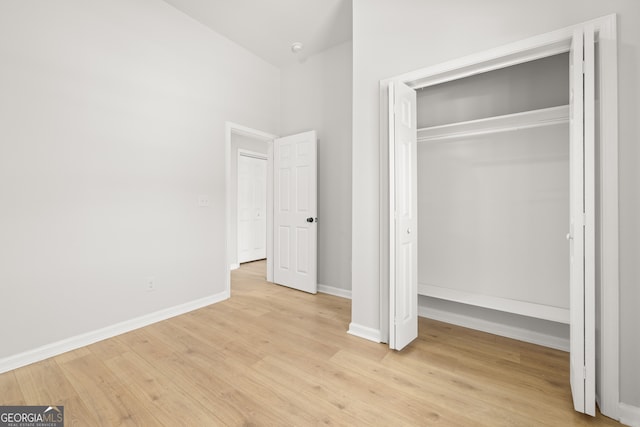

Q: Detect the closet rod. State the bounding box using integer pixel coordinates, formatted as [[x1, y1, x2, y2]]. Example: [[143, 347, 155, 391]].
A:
[[417, 104, 569, 143]]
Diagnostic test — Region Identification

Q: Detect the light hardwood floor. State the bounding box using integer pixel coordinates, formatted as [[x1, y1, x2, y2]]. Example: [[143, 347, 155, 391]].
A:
[[0, 260, 624, 426]]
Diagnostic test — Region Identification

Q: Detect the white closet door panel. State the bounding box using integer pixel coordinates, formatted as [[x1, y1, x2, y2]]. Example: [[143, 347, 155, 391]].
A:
[[389, 80, 418, 351], [238, 154, 267, 264], [569, 27, 595, 417], [583, 26, 596, 417], [251, 157, 267, 260], [238, 155, 252, 263]]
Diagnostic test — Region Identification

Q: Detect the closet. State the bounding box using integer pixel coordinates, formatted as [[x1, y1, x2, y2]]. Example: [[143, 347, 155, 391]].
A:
[[416, 53, 571, 324], [386, 20, 617, 417]]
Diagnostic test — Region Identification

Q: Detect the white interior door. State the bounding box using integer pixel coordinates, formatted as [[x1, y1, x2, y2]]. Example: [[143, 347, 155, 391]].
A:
[[273, 131, 317, 294], [389, 81, 418, 350], [569, 27, 595, 416], [238, 152, 267, 264]]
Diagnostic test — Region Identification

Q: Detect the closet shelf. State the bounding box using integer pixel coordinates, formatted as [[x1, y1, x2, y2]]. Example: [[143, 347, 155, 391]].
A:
[[417, 104, 569, 143], [418, 283, 570, 324]]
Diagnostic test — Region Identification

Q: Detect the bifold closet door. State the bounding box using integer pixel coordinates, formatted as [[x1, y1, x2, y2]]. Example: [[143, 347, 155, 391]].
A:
[[569, 26, 595, 417], [389, 80, 418, 351]]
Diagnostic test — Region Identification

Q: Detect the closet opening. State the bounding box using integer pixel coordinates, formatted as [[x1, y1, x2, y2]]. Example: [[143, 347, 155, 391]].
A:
[[379, 15, 619, 418], [416, 52, 571, 328]]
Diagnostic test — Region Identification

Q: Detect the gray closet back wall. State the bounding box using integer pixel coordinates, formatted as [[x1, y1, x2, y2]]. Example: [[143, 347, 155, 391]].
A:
[[416, 53, 571, 341]]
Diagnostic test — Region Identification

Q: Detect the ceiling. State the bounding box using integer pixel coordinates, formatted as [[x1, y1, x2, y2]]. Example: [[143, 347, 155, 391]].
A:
[[162, 0, 352, 68]]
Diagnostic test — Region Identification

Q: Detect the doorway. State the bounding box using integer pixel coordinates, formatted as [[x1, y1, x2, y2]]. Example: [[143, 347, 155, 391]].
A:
[[225, 123, 319, 295], [225, 122, 276, 294]]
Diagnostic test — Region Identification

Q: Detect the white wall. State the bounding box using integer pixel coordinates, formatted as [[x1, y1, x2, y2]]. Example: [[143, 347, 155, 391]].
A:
[[280, 42, 353, 291], [0, 0, 279, 359], [228, 134, 269, 268], [352, 0, 640, 408]]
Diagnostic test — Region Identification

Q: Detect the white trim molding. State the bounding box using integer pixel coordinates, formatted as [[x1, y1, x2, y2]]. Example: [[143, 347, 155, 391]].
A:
[[0, 291, 229, 375], [318, 284, 352, 299], [418, 306, 569, 352], [230, 263, 240, 270], [238, 148, 268, 161], [347, 323, 381, 343], [620, 403, 640, 427]]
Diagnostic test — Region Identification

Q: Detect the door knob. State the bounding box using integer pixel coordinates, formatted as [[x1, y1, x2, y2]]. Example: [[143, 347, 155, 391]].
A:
[[306, 217, 314, 223]]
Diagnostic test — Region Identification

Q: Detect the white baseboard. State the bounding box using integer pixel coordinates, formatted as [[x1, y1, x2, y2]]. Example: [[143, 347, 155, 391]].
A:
[[347, 323, 381, 343], [318, 283, 352, 299], [0, 290, 229, 375], [620, 403, 640, 427], [230, 263, 240, 270], [418, 305, 569, 351]]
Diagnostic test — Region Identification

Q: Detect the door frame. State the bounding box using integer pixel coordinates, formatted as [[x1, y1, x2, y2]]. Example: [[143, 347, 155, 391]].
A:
[[225, 122, 277, 296], [378, 14, 619, 419], [237, 149, 268, 264]]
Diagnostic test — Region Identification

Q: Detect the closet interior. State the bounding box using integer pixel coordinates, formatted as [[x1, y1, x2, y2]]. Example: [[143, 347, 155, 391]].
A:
[[416, 53, 571, 329]]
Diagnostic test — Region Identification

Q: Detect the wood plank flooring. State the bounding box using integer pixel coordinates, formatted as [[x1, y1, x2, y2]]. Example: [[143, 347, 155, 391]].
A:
[[0, 260, 623, 426]]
